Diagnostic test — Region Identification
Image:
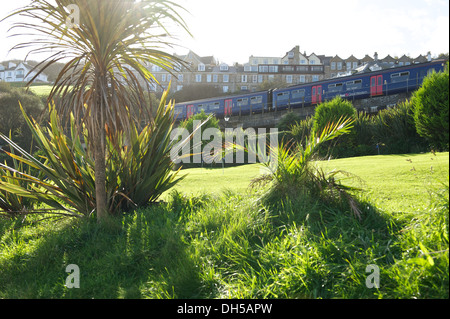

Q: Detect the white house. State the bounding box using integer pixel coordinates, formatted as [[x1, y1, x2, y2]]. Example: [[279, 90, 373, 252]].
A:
[[0, 62, 49, 83]]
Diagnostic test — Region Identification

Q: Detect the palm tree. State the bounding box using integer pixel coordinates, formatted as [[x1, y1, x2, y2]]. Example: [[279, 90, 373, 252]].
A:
[[3, 0, 190, 221]]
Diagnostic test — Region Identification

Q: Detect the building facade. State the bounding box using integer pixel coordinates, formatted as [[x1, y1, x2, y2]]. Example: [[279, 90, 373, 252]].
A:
[[0, 62, 49, 83], [148, 46, 434, 95]]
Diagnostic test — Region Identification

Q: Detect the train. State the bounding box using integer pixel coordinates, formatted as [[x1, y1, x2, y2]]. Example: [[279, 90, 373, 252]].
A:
[[173, 59, 447, 121]]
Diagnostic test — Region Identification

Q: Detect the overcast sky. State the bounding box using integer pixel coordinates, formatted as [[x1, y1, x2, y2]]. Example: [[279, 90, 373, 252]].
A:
[[1, 0, 449, 64]]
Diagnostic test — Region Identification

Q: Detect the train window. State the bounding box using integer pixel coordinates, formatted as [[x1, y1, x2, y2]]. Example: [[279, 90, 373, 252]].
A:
[[237, 98, 248, 107], [391, 71, 410, 82], [328, 83, 344, 92], [251, 96, 263, 105], [277, 92, 290, 101], [292, 89, 305, 99], [208, 102, 220, 111], [346, 79, 362, 90], [198, 104, 207, 112]]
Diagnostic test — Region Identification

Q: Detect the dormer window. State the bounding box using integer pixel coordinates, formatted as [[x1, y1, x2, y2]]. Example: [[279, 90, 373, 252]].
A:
[[220, 63, 229, 71], [198, 63, 205, 71]]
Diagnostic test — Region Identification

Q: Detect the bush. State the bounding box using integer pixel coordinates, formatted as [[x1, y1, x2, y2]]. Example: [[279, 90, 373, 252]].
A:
[[372, 101, 427, 154], [411, 66, 449, 151], [0, 82, 46, 152], [313, 97, 357, 134]]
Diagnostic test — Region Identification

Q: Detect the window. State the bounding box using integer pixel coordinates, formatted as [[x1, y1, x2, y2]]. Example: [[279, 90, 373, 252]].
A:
[[16, 69, 24, 78], [299, 75, 306, 83], [391, 71, 410, 83], [353, 62, 358, 69], [300, 59, 306, 65], [198, 64, 205, 71], [223, 74, 229, 83], [220, 64, 229, 71], [241, 75, 247, 83], [213, 75, 218, 83], [288, 52, 294, 58], [208, 102, 220, 111], [346, 79, 362, 90], [283, 66, 294, 72], [286, 75, 293, 83], [237, 98, 248, 107], [196, 74, 202, 82], [251, 96, 263, 105], [273, 59, 279, 64], [177, 85, 183, 91], [331, 62, 336, 70], [346, 62, 352, 70], [269, 66, 278, 73], [258, 75, 264, 83], [252, 75, 258, 83], [241, 86, 248, 91], [198, 104, 207, 112], [310, 60, 315, 65], [312, 75, 319, 82], [337, 62, 343, 70], [223, 86, 229, 93], [244, 64, 251, 72], [259, 66, 269, 73], [292, 89, 305, 99], [328, 83, 343, 92], [161, 74, 167, 82], [277, 92, 290, 101], [207, 74, 212, 83], [178, 74, 184, 82]]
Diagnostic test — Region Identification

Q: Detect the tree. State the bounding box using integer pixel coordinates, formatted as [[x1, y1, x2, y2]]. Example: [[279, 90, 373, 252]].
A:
[[411, 65, 449, 151], [4, 0, 190, 222]]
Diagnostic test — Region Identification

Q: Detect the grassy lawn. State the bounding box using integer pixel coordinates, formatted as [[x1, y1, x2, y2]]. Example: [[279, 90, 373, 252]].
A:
[[28, 85, 55, 97], [0, 152, 448, 299], [170, 152, 449, 214]]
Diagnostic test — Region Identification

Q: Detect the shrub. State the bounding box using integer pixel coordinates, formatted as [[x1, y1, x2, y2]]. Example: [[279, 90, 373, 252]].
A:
[[0, 82, 46, 152], [254, 117, 362, 220], [411, 66, 449, 151], [372, 101, 427, 154], [313, 97, 356, 134]]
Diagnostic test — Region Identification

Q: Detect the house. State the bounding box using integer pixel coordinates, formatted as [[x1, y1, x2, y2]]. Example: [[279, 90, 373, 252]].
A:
[[0, 62, 49, 83]]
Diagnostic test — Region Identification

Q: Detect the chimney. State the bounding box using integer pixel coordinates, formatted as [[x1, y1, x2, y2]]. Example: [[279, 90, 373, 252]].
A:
[[427, 51, 432, 62], [374, 52, 378, 61]]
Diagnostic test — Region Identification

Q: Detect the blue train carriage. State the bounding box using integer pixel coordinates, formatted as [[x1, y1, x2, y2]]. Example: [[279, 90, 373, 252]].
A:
[[271, 59, 447, 111], [230, 90, 271, 116], [173, 90, 271, 121]]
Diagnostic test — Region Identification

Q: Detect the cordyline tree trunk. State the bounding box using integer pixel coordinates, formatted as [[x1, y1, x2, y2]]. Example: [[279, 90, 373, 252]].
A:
[[3, 0, 190, 222]]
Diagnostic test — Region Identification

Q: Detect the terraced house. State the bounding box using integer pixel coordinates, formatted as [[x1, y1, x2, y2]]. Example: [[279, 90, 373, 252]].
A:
[[146, 45, 435, 95]]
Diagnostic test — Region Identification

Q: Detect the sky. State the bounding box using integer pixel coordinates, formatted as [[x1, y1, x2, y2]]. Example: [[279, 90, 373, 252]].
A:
[[0, 0, 449, 64]]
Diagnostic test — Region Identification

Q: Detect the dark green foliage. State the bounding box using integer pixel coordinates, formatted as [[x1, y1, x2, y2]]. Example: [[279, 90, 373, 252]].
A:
[[372, 101, 427, 154], [0, 92, 187, 218], [0, 82, 45, 153], [411, 67, 449, 151], [313, 97, 357, 134]]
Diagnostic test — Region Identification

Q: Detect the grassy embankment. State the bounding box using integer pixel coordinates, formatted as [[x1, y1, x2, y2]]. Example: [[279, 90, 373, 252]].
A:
[[0, 152, 448, 298]]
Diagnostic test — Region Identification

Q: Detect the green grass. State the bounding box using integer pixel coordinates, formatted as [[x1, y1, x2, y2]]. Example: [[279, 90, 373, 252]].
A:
[[27, 85, 55, 97], [0, 152, 448, 299]]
